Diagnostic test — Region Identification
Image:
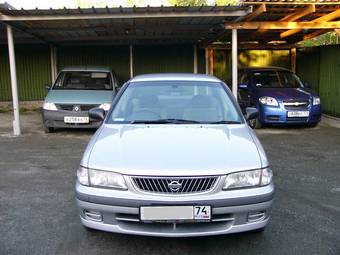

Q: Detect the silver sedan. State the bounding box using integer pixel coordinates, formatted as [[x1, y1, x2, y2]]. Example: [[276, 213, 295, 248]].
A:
[[75, 73, 274, 237]]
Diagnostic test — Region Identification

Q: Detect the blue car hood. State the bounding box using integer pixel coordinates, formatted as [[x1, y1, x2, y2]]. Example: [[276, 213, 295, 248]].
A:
[[45, 90, 114, 104], [255, 87, 314, 101]]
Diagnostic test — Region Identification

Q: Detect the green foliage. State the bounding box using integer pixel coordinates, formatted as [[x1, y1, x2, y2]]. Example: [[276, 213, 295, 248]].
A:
[[169, 0, 207, 5], [169, 0, 237, 5], [214, 0, 238, 5], [301, 32, 340, 47]]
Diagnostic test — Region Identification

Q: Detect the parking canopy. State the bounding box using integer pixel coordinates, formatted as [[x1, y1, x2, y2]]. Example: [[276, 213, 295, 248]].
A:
[[0, 0, 339, 135]]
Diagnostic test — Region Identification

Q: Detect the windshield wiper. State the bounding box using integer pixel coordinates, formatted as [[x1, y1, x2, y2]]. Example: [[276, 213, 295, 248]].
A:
[[205, 120, 242, 124], [130, 118, 202, 124]]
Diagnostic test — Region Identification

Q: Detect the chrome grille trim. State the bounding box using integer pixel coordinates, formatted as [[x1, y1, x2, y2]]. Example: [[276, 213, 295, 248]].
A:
[[131, 176, 219, 194], [282, 100, 309, 109]]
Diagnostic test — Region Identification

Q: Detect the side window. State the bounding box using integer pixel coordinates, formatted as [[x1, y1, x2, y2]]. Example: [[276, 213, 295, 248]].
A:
[[52, 72, 65, 89], [239, 72, 249, 85]]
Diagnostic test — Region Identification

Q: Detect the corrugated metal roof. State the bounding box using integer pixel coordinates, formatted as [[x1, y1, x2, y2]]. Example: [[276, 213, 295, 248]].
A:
[[0, 3, 338, 48]]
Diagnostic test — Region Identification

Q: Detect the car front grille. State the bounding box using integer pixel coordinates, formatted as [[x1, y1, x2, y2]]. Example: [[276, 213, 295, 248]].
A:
[[283, 100, 309, 110], [56, 104, 100, 112], [131, 176, 219, 194]]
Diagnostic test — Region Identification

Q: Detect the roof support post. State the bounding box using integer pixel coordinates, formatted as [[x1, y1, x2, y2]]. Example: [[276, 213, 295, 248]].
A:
[[50, 45, 57, 82], [129, 44, 133, 78], [232, 28, 238, 101], [205, 48, 209, 75], [290, 47, 297, 73], [193, 44, 198, 74], [6, 25, 21, 136]]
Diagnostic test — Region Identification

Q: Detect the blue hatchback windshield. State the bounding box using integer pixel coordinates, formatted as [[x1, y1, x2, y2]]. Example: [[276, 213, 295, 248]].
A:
[[108, 81, 243, 124], [253, 71, 303, 88]]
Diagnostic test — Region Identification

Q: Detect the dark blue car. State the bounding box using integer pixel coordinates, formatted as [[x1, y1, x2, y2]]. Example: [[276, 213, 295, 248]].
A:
[[238, 67, 321, 128]]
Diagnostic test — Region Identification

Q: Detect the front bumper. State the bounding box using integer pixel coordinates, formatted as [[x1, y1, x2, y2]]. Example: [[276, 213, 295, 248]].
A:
[[258, 103, 321, 125], [42, 109, 102, 129], [75, 181, 274, 237]]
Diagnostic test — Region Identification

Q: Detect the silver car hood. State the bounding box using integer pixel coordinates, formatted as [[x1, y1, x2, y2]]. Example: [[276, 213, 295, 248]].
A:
[[83, 124, 265, 176]]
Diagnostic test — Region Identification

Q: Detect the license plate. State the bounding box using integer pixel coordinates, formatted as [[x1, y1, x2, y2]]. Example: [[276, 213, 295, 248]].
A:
[[287, 111, 309, 117], [140, 206, 211, 222], [64, 116, 89, 123]]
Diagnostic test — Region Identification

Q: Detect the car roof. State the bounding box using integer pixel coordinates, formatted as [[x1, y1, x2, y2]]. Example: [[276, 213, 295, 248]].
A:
[[130, 73, 221, 83], [61, 66, 112, 72], [241, 66, 291, 72]]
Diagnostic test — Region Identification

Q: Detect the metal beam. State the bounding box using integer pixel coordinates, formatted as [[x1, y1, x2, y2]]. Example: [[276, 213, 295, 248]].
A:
[[129, 44, 133, 79], [280, 8, 340, 38], [0, 9, 251, 21], [225, 21, 340, 30], [50, 45, 57, 82], [241, 1, 339, 5], [193, 44, 198, 74], [232, 29, 238, 101], [6, 25, 21, 136]]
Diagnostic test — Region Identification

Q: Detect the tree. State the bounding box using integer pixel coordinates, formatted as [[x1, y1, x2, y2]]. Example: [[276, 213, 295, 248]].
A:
[[169, 0, 237, 6], [169, 0, 207, 5]]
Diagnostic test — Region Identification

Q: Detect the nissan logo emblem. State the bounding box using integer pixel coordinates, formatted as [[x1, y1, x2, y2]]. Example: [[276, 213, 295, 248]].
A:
[[167, 180, 182, 192]]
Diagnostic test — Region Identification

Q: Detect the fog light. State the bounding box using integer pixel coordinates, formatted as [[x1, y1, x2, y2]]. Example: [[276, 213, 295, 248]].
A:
[[84, 210, 102, 222], [248, 211, 266, 222]]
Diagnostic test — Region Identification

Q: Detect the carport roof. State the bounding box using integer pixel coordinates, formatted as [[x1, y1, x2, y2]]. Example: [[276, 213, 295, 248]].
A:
[[0, 1, 339, 48]]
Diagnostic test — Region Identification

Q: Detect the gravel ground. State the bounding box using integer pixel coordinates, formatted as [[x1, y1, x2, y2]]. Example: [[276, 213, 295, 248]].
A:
[[0, 112, 339, 255]]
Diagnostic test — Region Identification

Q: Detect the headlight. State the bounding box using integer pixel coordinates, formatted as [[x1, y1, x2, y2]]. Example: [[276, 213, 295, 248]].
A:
[[99, 103, 111, 111], [313, 97, 320, 105], [43, 102, 58, 111], [259, 97, 278, 106], [223, 168, 273, 190], [89, 169, 127, 190]]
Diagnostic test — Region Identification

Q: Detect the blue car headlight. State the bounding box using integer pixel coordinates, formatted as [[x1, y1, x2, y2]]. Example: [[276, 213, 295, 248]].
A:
[[259, 96, 278, 107], [313, 97, 320, 105]]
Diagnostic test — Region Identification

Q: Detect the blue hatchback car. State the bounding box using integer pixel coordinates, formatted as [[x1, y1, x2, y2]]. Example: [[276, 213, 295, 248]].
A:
[[237, 67, 321, 128]]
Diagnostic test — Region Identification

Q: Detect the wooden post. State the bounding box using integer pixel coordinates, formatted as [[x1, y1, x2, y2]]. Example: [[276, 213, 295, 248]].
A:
[[291, 47, 297, 73], [208, 49, 214, 75]]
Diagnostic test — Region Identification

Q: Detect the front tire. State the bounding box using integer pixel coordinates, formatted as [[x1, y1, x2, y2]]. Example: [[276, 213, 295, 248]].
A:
[[44, 125, 55, 133], [249, 117, 262, 129]]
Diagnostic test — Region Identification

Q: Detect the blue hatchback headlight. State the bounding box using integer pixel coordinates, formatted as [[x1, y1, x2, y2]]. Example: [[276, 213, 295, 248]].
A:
[[259, 96, 278, 106], [313, 97, 320, 105]]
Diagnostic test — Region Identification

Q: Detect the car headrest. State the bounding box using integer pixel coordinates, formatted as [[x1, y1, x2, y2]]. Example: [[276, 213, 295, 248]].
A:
[[138, 95, 160, 108], [191, 95, 215, 108]]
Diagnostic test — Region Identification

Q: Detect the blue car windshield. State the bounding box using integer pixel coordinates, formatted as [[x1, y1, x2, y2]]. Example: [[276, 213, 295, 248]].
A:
[[108, 81, 243, 124], [53, 71, 113, 90], [253, 71, 303, 88]]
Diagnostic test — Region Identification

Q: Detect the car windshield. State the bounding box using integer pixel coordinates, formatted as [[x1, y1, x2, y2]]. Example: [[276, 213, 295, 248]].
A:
[[253, 70, 303, 88], [53, 71, 113, 90], [108, 80, 243, 124]]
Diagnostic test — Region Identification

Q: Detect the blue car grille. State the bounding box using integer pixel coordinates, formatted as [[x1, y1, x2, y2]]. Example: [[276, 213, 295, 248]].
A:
[[131, 176, 218, 194], [283, 100, 309, 110]]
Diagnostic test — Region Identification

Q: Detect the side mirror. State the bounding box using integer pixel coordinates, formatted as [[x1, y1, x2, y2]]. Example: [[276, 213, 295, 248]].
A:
[[239, 84, 248, 89], [303, 81, 310, 88], [89, 107, 105, 121], [245, 107, 259, 121]]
